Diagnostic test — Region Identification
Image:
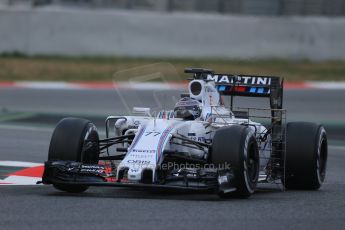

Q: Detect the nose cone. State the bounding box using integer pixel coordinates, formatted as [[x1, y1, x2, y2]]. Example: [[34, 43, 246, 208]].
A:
[[118, 119, 177, 182]]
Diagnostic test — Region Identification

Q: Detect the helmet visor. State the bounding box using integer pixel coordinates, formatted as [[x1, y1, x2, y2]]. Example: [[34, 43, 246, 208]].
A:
[[174, 105, 201, 120]]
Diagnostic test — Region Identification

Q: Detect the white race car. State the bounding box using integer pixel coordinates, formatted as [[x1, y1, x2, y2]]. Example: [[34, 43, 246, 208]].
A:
[[42, 68, 328, 198]]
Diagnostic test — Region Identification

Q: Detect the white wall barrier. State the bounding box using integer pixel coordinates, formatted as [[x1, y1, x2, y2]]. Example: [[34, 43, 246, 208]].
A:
[[1, 8, 345, 60]]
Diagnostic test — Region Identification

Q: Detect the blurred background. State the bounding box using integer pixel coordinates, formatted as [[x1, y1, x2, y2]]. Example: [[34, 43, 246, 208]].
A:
[[0, 0, 345, 82], [2, 0, 345, 16], [0, 0, 344, 128]]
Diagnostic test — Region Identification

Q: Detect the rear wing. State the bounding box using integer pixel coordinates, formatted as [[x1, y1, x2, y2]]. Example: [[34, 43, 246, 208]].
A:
[[185, 68, 285, 162], [185, 68, 285, 158], [184, 68, 284, 110]]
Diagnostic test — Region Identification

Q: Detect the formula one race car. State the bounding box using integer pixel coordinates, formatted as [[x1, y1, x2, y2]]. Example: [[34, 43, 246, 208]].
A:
[[42, 68, 328, 198]]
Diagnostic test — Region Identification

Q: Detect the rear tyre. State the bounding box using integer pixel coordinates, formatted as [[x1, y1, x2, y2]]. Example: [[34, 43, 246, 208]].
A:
[[211, 125, 259, 199], [284, 122, 328, 190], [48, 117, 100, 193]]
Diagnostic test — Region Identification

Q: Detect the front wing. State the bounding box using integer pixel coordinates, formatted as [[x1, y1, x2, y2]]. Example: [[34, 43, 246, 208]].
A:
[[41, 161, 229, 192]]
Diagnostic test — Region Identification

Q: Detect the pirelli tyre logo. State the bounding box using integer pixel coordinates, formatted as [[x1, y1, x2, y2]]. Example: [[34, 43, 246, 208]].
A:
[[207, 74, 272, 85]]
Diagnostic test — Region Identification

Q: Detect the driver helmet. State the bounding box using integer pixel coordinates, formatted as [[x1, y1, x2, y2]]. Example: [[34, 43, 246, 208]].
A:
[[174, 97, 202, 120]]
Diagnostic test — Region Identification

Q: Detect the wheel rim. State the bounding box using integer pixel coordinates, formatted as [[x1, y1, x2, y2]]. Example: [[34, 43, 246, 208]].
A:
[[246, 142, 259, 184], [318, 137, 327, 183], [242, 140, 259, 194], [81, 124, 99, 164]]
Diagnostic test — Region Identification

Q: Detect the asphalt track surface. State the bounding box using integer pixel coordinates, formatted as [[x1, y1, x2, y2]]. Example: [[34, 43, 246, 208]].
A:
[[0, 88, 345, 230], [0, 88, 344, 122]]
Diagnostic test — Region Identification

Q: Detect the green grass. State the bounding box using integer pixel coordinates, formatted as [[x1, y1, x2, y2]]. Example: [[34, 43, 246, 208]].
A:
[[0, 55, 345, 81]]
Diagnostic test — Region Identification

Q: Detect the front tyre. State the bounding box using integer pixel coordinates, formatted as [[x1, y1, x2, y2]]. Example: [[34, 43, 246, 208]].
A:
[[211, 125, 260, 199], [48, 117, 100, 193], [284, 122, 328, 190]]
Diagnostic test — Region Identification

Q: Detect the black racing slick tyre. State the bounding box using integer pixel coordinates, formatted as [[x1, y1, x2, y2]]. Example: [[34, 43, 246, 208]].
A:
[[284, 122, 328, 190], [211, 125, 260, 199], [48, 117, 100, 193]]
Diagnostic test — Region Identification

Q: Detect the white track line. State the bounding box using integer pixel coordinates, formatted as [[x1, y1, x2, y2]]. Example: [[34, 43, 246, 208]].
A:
[[0, 161, 43, 167], [0, 124, 107, 136], [307, 82, 345, 90], [329, 145, 345, 151], [117, 82, 185, 90], [0, 176, 42, 185], [0, 124, 53, 132], [15, 81, 81, 90]]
